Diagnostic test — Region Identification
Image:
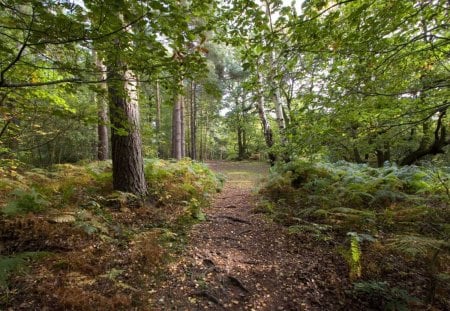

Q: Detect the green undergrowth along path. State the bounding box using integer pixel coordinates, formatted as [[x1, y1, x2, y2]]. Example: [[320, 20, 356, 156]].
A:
[[0, 159, 221, 310], [260, 160, 450, 310]]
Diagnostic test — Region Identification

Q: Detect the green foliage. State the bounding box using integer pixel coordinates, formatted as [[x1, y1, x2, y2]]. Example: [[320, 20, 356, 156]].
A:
[[145, 158, 222, 220], [340, 232, 376, 280], [0, 252, 50, 288], [2, 188, 49, 216], [287, 221, 332, 241], [389, 235, 449, 258], [261, 160, 450, 235], [263, 161, 449, 228], [353, 281, 418, 311], [0, 161, 113, 217], [261, 159, 450, 304]]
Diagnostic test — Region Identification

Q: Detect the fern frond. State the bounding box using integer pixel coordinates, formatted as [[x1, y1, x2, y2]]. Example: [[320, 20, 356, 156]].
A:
[[0, 252, 49, 288], [389, 235, 449, 257]]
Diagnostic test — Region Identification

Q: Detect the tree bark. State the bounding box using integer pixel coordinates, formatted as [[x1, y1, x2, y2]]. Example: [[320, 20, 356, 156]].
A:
[[107, 66, 147, 195], [106, 28, 147, 196], [237, 126, 244, 160], [376, 143, 391, 167], [265, 0, 287, 145], [172, 89, 183, 160], [94, 50, 109, 161], [180, 88, 186, 158], [400, 107, 448, 166], [155, 79, 163, 158], [256, 72, 275, 164], [190, 80, 197, 160]]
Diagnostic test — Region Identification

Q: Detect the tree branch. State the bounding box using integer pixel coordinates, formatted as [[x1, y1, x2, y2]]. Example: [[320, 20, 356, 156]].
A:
[[0, 119, 11, 140], [400, 105, 449, 165], [0, 7, 35, 86], [0, 78, 83, 88]]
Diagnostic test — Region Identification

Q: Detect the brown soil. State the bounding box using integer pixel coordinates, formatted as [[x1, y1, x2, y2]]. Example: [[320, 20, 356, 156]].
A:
[[148, 161, 356, 311]]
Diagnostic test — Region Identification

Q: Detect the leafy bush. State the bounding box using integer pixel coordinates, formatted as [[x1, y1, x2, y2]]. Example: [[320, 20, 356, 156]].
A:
[[0, 161, 113, 216], [353, 281, 418, 311], [261, 160, 450, 232], [145, 159, 222, 209], [2, 188, 50, 216], [0, 252, 50, 288], [261, 160, 450, 306]]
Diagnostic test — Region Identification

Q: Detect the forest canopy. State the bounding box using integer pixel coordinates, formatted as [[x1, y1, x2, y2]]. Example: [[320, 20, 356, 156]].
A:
[[0, 0, 448, 180]]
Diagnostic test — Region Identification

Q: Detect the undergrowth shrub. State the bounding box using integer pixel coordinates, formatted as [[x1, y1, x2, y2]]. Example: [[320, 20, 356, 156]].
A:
[[352, 281, 418, 311], [262, 160, 450, 232], [145, 159, 222, 218], [2, 188, 50, 216], [0, 252, 50, 288], [0, 159, 220, 310], [0, 161, 113, 216], [261, 160, 450, 307]]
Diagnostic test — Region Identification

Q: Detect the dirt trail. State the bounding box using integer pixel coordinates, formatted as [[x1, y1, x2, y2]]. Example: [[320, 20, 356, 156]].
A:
[[149, 161, 350, 311]]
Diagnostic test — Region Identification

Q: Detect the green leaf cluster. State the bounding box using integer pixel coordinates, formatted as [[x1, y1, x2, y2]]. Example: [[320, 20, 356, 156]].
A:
[[145, 158, 222, 210], [0, 252, 50, 289]]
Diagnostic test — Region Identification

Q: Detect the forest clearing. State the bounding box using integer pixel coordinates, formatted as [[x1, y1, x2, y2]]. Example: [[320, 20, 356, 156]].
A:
[[1, 0, 449, 310]]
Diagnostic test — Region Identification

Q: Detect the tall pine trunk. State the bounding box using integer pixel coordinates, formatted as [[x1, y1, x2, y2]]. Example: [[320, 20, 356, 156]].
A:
[[94, 50, 109, 160], [190, 80, 197, 160], [106, 30, 147, 196], [155, 79, 163, 158], [107, 67, 147, 195], [172, 90, 183, 160], [180, 91, 186, 158]]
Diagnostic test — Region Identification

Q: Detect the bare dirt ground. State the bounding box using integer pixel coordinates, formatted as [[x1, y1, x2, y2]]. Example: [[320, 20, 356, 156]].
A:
[[149, 161, 356, 311]]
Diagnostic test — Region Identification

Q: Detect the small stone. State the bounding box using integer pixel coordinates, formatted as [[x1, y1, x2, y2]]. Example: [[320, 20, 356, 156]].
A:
[[49, 214, 76, 223]]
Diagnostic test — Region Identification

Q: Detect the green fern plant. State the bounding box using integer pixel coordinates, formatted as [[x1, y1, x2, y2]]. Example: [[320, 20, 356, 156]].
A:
[[353, 281, 419, 311], [0, 252, 50, 288], [389, 234, 450, 303], [288, 221, 332, 241], [144, 159, 220, 207], [339, 232, 376, 280], [390, 235, 448, 257], [2, 188, 50, 216]]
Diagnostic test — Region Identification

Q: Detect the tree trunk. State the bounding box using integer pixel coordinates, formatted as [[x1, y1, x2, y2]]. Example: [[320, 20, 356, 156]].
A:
[[107, 61, 147, 196], [353, 147, 364, 164], [256, 72, 275, 164], [204, 113, 209, 160], [190, 81, 197, 160], [94, 51, 109, 161], [180, 88, 186, 158], [243, 128, 247, 156], [273, 85, 286, 137], [199, 118, 204, 161], [237, 126, 244, 160], [172, 91, 183, 160], [376, 143, 391, 167], [265, 0, 287, 144], [401, 108, 448, 165], [155, 79, 163, 158]]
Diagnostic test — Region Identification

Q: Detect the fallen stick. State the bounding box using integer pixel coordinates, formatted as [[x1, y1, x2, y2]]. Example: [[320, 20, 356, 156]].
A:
[[193, 290, 221, 305], [217, 215, 251, 224], [227, 275, 249, 293]]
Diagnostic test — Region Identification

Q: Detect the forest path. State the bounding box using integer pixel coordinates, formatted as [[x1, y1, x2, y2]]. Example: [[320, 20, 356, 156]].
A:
[[149, 161, 348, 310]]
